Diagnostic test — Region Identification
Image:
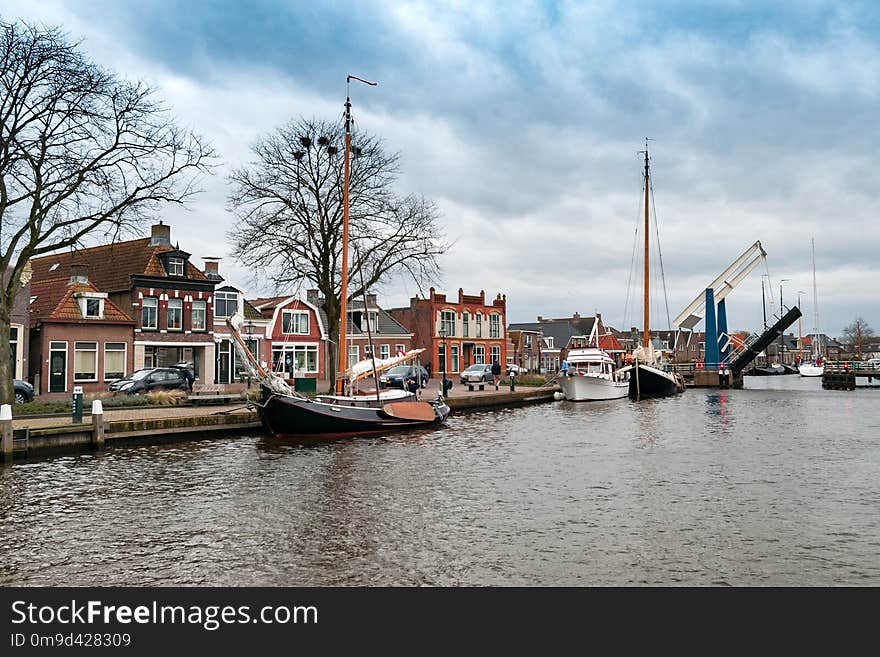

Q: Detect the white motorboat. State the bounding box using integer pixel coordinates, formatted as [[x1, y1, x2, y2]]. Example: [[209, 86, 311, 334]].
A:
[[560, 347, 629, 401], [799, 238, 825, 378]]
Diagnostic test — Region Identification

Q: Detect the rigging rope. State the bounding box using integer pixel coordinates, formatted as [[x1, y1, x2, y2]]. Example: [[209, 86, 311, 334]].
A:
[[649, 179, 673, 331]]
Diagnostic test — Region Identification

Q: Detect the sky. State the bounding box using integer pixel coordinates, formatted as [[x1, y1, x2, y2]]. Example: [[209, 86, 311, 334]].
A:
[[2, 0, 879, 337]]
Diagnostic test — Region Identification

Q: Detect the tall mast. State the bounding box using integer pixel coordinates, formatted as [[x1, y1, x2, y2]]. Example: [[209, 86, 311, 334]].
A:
[[811, 237, 820, 356], [642, 141, 650, 348], [336, 75, 376, 395]]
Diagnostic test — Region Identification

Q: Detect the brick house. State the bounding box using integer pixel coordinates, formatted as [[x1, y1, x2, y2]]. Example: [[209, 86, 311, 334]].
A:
[[250, 289, 413, 379], [28, 263, 135, 396], [29, 222, 219, 391], [389, 288, 506, 378]]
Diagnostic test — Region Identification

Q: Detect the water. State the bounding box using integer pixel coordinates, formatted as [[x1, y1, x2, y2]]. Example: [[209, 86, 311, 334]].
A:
[[1, 376, 879, 586]]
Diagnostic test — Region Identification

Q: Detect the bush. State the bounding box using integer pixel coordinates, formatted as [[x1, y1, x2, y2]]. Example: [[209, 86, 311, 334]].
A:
[[144, 389, 187, 405]]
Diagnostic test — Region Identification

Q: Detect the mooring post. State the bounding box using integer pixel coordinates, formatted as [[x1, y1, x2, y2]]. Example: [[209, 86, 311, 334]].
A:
[[1, 403, 12, 460], [91, 399, 104, 448]]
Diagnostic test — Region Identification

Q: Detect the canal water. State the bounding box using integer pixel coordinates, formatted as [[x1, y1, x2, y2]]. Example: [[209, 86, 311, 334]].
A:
[[1, 375, 878, 586]]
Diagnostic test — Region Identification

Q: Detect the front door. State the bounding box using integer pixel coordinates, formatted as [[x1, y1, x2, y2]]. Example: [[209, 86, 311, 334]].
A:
[[49, 350, 66, 393], [218, 341, 230, 384]]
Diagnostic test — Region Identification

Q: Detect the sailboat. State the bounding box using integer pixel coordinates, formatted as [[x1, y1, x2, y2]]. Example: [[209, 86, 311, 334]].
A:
[[799, 238, 824, 377], [622, 142, 686, 400], [227, 77, 450, 438]]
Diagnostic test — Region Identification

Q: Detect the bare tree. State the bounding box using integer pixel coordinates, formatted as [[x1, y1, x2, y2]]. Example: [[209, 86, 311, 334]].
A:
[[841, 317, 874, 359], [228, 117, 448, 389], [0, 21, 214, 404]]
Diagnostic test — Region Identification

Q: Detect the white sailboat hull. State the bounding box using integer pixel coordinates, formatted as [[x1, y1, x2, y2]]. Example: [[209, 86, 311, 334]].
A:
[[560, 374, 629, 401], [798, 364, 824, 377]]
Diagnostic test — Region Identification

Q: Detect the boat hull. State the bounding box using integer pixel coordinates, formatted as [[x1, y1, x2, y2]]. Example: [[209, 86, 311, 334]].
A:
[[560, 375, 628, 401], [798, 364, 824, 377], [629, 363, 685, 400], [257, 389, 450, 438]]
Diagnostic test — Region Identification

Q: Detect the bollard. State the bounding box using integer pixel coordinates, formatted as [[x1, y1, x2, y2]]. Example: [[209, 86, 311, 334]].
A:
[[72, 385, 83, 423], [91, 399, 104, 448], [1, 403, 12, 460], [510, 373, 516, 392]]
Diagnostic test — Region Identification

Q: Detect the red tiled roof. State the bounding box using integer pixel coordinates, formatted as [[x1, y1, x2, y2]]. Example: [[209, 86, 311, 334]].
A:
[[30, 237, 208, 294], [598, 334, 623, 352], [31, 280, 133, 323]]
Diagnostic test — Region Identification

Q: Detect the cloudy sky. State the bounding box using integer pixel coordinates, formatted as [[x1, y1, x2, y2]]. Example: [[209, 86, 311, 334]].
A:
[[3, 0, 879, 337]]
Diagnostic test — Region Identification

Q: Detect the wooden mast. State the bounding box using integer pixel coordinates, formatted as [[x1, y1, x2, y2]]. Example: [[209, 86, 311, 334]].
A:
[[336, 90, 353, 395], [336, 75, 376, 395], [643, 142, 650, 348]]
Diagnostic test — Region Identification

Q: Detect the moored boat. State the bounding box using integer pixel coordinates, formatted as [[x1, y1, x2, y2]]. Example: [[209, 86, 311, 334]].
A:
[[560, 347, 629, 401]]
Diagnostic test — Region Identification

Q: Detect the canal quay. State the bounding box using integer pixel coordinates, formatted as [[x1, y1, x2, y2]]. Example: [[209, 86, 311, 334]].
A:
[[1, 375, 878, 586]]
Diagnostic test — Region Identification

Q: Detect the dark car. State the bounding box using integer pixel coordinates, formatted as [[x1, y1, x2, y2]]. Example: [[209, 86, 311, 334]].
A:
[[13, 379, 34, 404], [379, 364, 430, 389], [108, 367, 189, 394], [459, 363, 495, 385]]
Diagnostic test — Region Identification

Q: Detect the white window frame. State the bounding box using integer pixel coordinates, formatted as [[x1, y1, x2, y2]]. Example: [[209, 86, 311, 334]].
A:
[[191, 299, 207, 331], [474, 345, 485, 364], [380, 344, 390, 359], [104, 342, 127, 381], [142, 296, 158, 330], [167, 257, 185, 276], [73, 341, 98, 382], [271, 343, 319, 375], [348, 344, 359, 367], [215, 290, 239, 318], [395, 343, 405, 356], [476, 313, 483, 338], [451, 344, 460, 372], [489, 314, 501, 338], [462, 312, 469, 338], [167, 298, 183, 331], [490, 345, 501, 366], [441, 310, 456, 337], [282, 310, 310, 335]]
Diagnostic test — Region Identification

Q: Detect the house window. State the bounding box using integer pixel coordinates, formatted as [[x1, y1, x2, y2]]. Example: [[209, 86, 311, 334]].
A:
[[282, 310, 309, 335], [192, 300, 206, 331], [490, 345, 501, 365], [104, 342, 127, 380], [451, 345, 460, 372], [441, 310, 455, 337], [215, 291, 238, 318], [546, 337, 554, 349], [167, 299, 183, 331], [462, 312, 469, 338], [474, 345, 485, 364], [74, 342, 98, 381], [438, 343, 446, 373], [167, 258, 185, 276], [348, 345, 359, 367], [525, 335, 532, 347], [142, 297, 158, 329], [476, 313, 483, 338], [395, 344, 405, 356], [380, 344, 390, 359], [83, 298, 102, 318], [271, 344, 319, 374], [489, 314, 501, 338]]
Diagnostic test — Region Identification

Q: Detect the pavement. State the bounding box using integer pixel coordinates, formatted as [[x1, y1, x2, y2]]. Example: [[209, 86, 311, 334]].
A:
[[12, 403, 254, 430]]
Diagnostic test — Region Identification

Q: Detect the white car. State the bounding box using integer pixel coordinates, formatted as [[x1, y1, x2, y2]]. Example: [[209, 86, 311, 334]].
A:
[[506, 364, 527, 375]]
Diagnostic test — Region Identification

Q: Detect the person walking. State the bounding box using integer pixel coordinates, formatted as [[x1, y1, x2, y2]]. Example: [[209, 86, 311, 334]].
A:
[[491, 359, 502, 391]]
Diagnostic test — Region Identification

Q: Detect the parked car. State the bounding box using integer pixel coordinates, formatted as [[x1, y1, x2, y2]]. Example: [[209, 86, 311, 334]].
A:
[[867, 358, 880, 370], [460, 363, 495, 385], [379, 364, 430, 389], [108, 367, 189, 394], [13, 379, 34, 404], [506, 363, 527, 375]]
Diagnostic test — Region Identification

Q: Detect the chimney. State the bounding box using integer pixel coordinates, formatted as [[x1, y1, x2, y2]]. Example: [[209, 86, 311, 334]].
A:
[[202, 258, 223, 281], [149, 221, 171, 246], [69, 263, 88, 285], [365, 293, 377, 306], [306, 289, 320, 304]]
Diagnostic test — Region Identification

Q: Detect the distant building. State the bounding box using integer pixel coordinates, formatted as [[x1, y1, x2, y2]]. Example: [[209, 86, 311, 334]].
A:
[[389, 288, 507, 377], [509, 312, 613, 372]]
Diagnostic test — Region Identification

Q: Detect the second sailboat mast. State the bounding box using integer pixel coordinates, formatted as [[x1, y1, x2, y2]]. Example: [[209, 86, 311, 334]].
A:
[[643, 144, 650, 348]]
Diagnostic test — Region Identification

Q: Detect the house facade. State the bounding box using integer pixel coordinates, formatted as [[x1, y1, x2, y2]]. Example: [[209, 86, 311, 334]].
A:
[[509, 312, 611, 372], [29, 222, 219, 393], [389, 288, 507, 377], [28, 264, 135, 395], [250, 293, 329, 380]]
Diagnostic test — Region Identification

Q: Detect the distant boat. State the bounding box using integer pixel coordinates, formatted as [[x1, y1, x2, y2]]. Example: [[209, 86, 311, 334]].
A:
[[622, 142, 686, 400], [560, 347, 629, 401], [799, 238, 824, 378]]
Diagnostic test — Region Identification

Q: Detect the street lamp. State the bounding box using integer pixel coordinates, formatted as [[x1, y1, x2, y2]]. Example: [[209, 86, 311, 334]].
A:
[[438, 327, 448, 397]]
